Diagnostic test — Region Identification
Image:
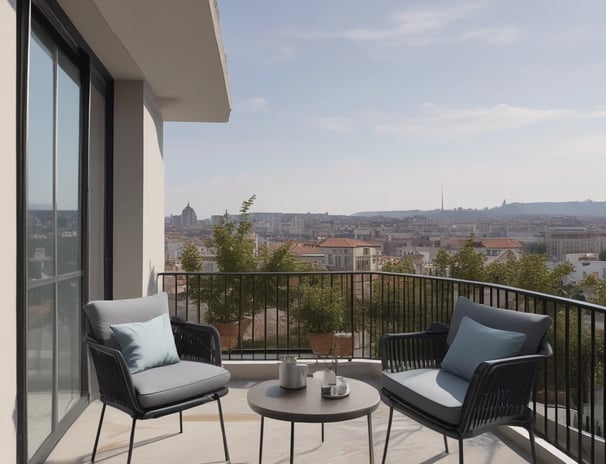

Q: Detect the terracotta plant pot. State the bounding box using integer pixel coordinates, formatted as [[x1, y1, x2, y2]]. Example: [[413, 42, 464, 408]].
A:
[[333, 333, 353, 358], [308, 333, 334, 356], [214, 318, 252, 351]]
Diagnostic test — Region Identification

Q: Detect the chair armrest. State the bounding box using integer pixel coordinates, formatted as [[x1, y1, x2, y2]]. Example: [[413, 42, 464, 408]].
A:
[[380, 329, 449, 373], [171, 318, 222, 366], [85, 336, 143, 415], [459, 343, 552, 433]]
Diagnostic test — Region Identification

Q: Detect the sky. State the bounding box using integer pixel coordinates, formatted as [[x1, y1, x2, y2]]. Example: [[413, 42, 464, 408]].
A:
[[164, 0, 606, 220]]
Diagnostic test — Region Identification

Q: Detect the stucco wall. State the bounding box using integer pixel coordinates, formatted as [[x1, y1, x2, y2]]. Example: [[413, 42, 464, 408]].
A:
[[113, 80, 164, 298], [1, 0, 17, 461]]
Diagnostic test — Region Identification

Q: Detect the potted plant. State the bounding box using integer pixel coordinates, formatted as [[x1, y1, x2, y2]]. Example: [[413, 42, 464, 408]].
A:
[[202, 275, 253, 351], [205, 196, 258, 350], [295, 282, 347, 356], [178, 240, 252, 351]]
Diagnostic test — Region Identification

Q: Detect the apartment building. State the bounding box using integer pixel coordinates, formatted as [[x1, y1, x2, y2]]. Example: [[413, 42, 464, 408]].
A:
[[2, 1, 231, 462], [564, 253, 606, 284], [319, 237, 382, 271], [544, 227, 604, 260]]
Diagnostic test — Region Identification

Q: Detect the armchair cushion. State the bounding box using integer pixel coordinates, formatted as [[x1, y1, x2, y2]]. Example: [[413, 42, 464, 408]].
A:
[[447, 297, 551, 355], [84, 292, 170, 349], [441, 316, 526, 381], [383, 369, 469, 425], [111, 313, 180, 374], [131, 360, 231, 409]]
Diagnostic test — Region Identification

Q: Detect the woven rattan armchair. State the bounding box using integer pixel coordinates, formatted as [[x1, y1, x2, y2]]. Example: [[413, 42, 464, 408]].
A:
[[84, 293, 231, 464], [380, 297, 552, 464]]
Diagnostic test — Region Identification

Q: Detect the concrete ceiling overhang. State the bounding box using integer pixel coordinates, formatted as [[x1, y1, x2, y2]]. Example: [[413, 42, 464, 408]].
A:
[[58, 0, 231, 122]]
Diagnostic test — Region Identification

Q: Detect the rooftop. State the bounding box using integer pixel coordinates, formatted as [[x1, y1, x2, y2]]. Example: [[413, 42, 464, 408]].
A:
[[319, 238, 382, 248]]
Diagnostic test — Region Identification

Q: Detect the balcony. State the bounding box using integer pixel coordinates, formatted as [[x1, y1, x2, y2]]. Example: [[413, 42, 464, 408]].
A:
[[53, 271, 598, 463], [47, 376, 571, 463]]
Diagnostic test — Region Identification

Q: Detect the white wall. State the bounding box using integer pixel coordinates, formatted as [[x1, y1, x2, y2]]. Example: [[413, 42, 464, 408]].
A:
[[1, 0, 17, 461], [142, 84, 164, 295], [113, 80, 165, 298]]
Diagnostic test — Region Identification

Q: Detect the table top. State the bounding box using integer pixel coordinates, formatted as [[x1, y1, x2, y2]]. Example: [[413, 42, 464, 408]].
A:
[[246, 377, 380, 424]]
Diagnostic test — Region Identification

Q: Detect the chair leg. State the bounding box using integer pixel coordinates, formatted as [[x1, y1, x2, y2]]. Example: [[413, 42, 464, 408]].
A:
[[528, 425, 537, 464], [179, 411, 183, 434], [458, 439, 464, 464], [127, 418, 137, 464], [91, 403, 106, 463], [443, 435, 449, 453], [217, 397, 230, 462], [381, 406, 394, 464]]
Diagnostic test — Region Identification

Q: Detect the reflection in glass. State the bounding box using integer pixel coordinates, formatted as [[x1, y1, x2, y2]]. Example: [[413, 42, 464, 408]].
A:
[[27, 285, 54, 459], [28, 32, 55, 281], [27, 24, 84, 460], [57, 54, 81, 275], [57, 279, 81, 420], [88, 85, 106, 300]]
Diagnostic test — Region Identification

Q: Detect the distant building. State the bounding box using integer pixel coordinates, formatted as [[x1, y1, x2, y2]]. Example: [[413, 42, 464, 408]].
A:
[[544, 227, 603, 260], [291, 243, 326, 268], [564, 253, 606, 284], [319, 237, 382, 271], [478, 238, 523, 257], [181, 202, 197, 227]]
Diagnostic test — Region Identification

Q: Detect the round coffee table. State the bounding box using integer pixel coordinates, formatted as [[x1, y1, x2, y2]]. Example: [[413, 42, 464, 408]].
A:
[[247, 377, 380, 463]]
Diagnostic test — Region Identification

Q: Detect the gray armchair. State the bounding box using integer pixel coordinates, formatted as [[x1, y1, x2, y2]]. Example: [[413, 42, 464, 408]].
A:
[[84, 292, 231, 463], [380, 297, 552, 464]]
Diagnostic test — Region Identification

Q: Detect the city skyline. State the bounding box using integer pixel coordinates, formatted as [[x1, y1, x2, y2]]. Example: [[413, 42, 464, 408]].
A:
[[165, 1, 606, 219]]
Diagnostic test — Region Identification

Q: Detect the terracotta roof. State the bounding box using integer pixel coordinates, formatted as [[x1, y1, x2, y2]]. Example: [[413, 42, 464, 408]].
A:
[[480, 238, 523, 249], [291, 243, 325, 255], [319, 237, 381, 248]]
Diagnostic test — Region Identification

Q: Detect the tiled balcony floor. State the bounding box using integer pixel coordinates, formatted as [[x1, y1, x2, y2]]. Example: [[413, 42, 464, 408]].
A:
[[47, 377, 561, 464]]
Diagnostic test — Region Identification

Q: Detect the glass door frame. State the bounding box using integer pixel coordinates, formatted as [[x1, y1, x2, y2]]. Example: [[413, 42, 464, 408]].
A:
[[16, 1, 114, 462]]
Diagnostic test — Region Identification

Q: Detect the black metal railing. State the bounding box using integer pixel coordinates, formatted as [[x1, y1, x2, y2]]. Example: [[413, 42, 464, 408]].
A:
[[158, 271, 606, 463]]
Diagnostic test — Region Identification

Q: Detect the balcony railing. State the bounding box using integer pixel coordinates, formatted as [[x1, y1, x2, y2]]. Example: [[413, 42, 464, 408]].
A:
[[158, 271, 605, 463]]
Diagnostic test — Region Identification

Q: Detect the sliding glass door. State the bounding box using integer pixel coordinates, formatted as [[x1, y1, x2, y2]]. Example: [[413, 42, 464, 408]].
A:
[[26, 22, 83, 460]]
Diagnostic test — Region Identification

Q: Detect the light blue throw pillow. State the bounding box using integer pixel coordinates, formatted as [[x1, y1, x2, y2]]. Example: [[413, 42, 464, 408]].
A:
[[110, 313, 180, 374], [441, 316, 527, 381]]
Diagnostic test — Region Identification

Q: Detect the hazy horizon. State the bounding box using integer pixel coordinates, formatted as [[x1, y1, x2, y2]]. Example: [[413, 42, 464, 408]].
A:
[[165, 1, 606, 219]]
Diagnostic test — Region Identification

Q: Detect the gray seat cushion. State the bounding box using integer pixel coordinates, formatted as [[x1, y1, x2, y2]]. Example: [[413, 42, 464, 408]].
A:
[[84, 293, 170, 349], [382, 369, 469, 425], [131, 360, 231, 409], [447, 297, 552, 355]]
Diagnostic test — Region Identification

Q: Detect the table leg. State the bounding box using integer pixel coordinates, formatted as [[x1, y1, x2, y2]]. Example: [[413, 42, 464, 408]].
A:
[[258, 416, 264, 464], [321, 422, 324, 442], [290, 421, 295, 464], [367, 414, 375, 464]]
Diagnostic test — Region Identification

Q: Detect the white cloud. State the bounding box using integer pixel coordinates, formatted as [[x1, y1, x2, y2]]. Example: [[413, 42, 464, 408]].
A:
[[300, 2, 521, 47], [235, 97, 269, 112], [459, 25, 523, 45], [312, 104, 606, 139], [341, 3, 481, 45], [375, 104, 575, 137]]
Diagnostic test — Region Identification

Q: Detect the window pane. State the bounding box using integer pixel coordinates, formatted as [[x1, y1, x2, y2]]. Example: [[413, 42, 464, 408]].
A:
[[57, 279, 81, 420], [56, 54, 81, 275], [88, 84, 106, 300], [26, 25, 85, 460], [28, 32, 55, 281], [27, 285, 54, 460]]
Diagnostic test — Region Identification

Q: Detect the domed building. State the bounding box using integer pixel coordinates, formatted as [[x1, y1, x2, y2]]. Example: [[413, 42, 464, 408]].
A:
[[181, 202, 197, 227]]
